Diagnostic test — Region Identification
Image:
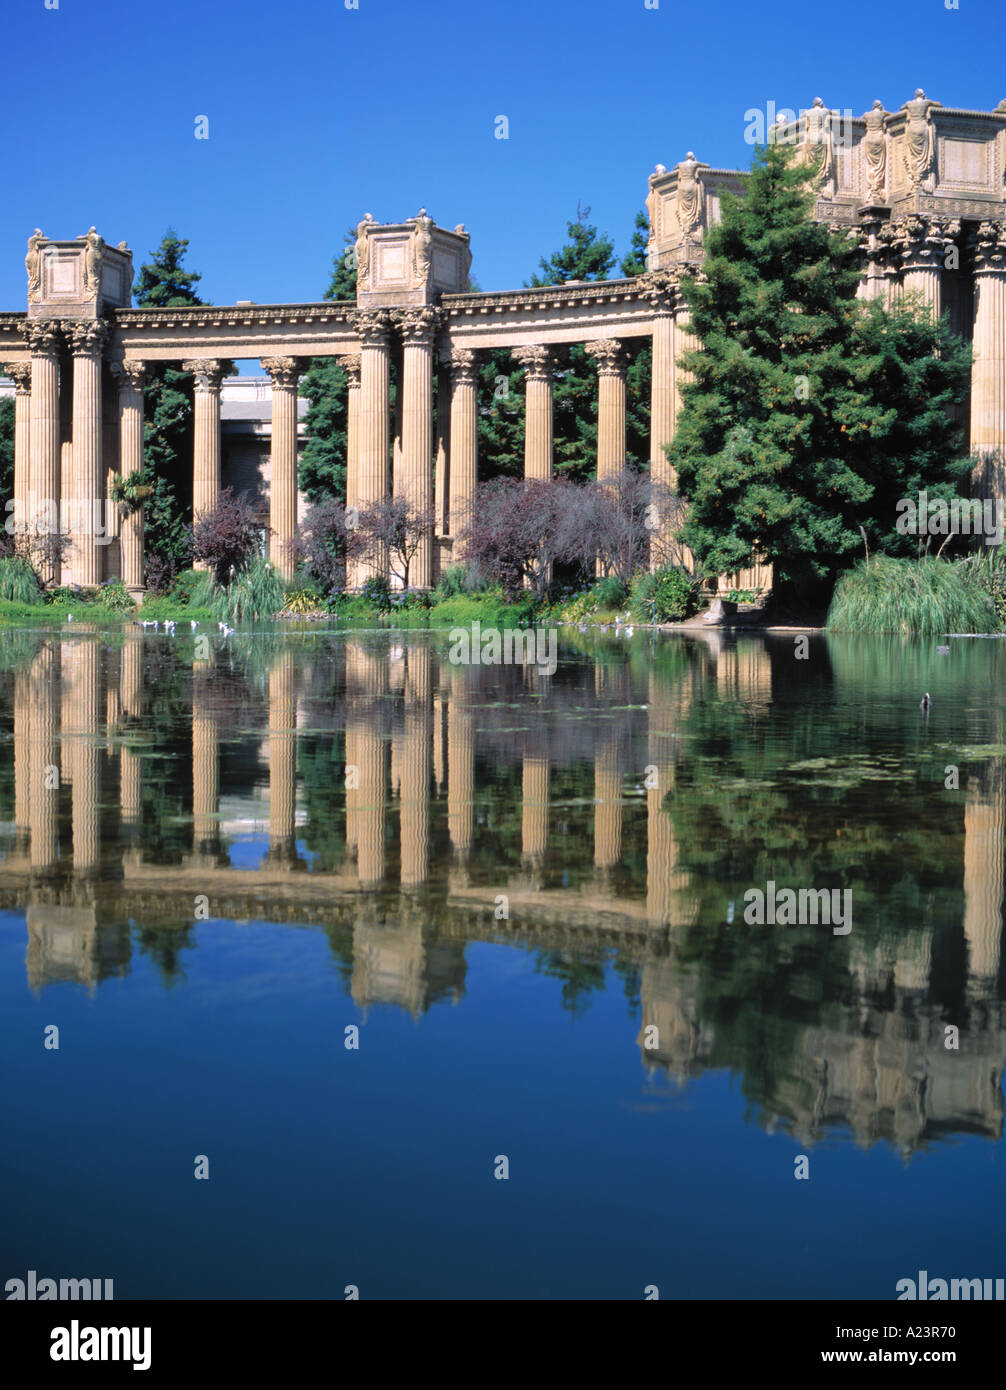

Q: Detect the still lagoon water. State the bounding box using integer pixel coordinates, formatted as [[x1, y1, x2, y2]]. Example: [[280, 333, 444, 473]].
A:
[[0, 623, 1003, 1299]]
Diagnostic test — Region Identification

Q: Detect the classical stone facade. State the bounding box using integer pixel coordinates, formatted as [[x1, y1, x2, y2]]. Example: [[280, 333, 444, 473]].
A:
[[1, 93, 1005, 591]]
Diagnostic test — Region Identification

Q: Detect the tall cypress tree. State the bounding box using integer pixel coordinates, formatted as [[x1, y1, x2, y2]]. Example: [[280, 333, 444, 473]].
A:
[[668, 143, 972, 600], [299, 230, 358, 501], [133, 231, 205, 562]]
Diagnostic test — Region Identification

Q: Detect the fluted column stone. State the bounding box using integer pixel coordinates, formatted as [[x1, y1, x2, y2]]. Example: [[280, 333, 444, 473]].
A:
[[262, 356, 303, 581], [25, 322, 62, 583], [396, 309, 438, 588], [587, 339, 627, 482], [970, 222, 1006, 495], [184, 359, 226, 531], [8, 361, 32, 544], [447, 348, 478, 541], [115, 361, 147, 594], [514, 346, 553, 481]]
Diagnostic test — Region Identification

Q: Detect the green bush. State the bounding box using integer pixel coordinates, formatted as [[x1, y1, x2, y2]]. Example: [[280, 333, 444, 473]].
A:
[[360, 575, 392, 613], [429, 590, 538, 628], [593, 575, 628, 609], [282, 585, 324, 614], [96, 579, 136, 612], [169, 569, 204, 607], [630, 566, 698, 622], [959, 547, 1006, 628], [434, 564, 489, 599], [827, 555, 998, 635], [212, 557, 285, 623], [0, 557, 42, 605]]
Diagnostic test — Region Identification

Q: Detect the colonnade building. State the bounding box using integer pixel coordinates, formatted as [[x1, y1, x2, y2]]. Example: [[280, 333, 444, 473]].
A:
[[1, 92, 1005, 591]]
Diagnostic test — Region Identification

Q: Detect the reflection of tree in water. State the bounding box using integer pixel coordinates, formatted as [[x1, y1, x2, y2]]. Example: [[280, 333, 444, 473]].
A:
[[133, 919, 198, 987]]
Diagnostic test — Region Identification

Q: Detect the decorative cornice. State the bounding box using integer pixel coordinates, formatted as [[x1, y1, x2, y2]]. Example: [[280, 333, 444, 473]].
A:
[[441, 278, 647, 318], [338, 353, 362, 386], [6, 360, 31, 393], [65, 320, 108, 356], [512, 345, 552, 381], [352, 309, 392, 347], [261, 355, 303, 388], [973, 220, 1006, 275], [114, 301, 356, 329], [393, 305, 442, 345], [585, 339, 627, 375], [182, 359, 227, 391]]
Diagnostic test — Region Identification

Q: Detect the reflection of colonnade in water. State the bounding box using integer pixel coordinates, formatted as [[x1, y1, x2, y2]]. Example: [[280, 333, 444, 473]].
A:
[[4, 635, 1006, 1149]]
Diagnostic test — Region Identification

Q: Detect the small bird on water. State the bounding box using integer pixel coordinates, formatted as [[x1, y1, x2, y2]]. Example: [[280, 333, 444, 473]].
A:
[[936, 645, 950, 655], [920, 692, 931, 710]]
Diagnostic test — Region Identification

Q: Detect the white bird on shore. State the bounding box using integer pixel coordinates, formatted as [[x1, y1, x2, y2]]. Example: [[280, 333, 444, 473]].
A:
[[920, 692, 931, 710], [190, 620, 199, 632], [164, 620, 176, 635], [67, 613, 74, 623], [221, 624, 235, 638], [218, 621, 227, 632], [625, 625, 634, 637], [141, 619, 158, 632]]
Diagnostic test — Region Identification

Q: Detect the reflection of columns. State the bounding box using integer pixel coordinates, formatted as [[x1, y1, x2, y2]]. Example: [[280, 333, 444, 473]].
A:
[[586, 340, 627, 481], [447, 348, 478, 539], [514, 346, 553, 480], [13, 667, 30, 852], [400, 645, 431, 887], [970, 224, 1006, 494], [447, 668, 475, 869], [262, 356, 302, 580], [115, 361, 147, 593], [346, 643, 389, 887], [67, 638, 102, 873], [8, 362, 31, 538], [646, 669, 695, 928], [184, 360, 225, 525], [397, 309, 438, 588], [192, 668, 219, 857], [25, 322, 62, 584], [354, 312, 392, 580], [593, 735, 622, 873], [68, 321, 107, 587], [29, 644, 59, 872], [963, 773, 1005, 982], [268, 651, 297, 861], [521, 754, 550, 871]]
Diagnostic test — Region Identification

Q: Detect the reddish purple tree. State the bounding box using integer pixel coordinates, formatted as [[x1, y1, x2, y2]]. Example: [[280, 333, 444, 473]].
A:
[[354, 497, 434, 590], [190, 488, 262, 585], [461, 477, 579, 599]]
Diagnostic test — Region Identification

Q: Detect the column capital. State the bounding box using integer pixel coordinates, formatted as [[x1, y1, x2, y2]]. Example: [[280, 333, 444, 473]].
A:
[[393, 305, 442, 345], [639, 269, 679, 316], [65, 320, 108, 357], [447, 347, 478, 385], [183, 359, 227, 392], [112, 359, 148, 392], [261, 355, 304, 389], [21, 319, 62, 357], [339, 353, 362, 387], [586, 339, 627, 376], [513, 345, 553, 381], [6, 361, 31, 394], [972, 220, 1006, 276], [887, 213, 959, 272], [352, 309, 392, 347]]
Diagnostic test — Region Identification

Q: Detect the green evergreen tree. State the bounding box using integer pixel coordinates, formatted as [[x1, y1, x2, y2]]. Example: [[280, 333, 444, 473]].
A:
[[620, 209, 652, 471], [133, 231, 206, 562], [668, 143, 973, 600], [0, 396, 14, 511], [299, 229, 358, 501]]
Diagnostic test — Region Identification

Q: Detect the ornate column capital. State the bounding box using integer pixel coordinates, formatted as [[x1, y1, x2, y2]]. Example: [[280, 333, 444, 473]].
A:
[[21, 320, 62, 357], [513, 345, 553, 381], [6, 361, 32, 394], [65, 320, 108, 357], [586, 339, 627, 377], [972, 221, 1006, 276], [183, 360, 227, 392], [112, 359, 148, 392], [887, 214, 959, 272], [639, 270, 679, 316], [338, 353, 362, 387], [352, 309, 392, 347], [394, 305, 442, 345], [261, 355, 304, 389], [447, 347, 478, 386]]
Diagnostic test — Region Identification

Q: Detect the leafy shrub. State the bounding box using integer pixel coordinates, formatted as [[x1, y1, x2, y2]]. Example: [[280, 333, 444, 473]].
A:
[[434, 564, 489, 599], [213, 557, 285, 623], [190, 489, 261, 585], [282, 586, 324, 614], [630, 567, 698, 622], [145, 551, 179, 596], [959, 548, 1006, 628], [47, 584, 92, 608], [828, 556, 998, 635], [361, 575, 391, 612], [0, 556, 42, 605], [593, 575, 628, 609], [96, 579, 136, 612]]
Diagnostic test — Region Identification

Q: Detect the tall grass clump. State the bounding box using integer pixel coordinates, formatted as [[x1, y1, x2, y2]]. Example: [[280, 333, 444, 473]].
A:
[[212, 557, 285, 623], [827, 556, 998, 635], [0, 556, 42, 605]]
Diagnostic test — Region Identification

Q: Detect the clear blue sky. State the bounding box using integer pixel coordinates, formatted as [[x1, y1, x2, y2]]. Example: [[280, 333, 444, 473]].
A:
[[3, 0, 1004, 316]]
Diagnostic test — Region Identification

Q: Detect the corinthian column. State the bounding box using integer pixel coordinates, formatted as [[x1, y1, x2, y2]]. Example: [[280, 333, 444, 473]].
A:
[[341, 355, 362, 515], [894, 214, 954, 318], [115, 360, 147, 594], [970, 222, 1006, 496], [354, 311, 392, 581], [587, 340, 627, 482], [514, 346, 553, 480], [396, 308, 439, 588], [647, 275, 676, 492], [184, 359, 225, 530], [447, 348, 478, 541], [25, 321, 62, 583], [262, 356, 303, 580], [8, 362, 31, 542], [67, 321, 107, 587]]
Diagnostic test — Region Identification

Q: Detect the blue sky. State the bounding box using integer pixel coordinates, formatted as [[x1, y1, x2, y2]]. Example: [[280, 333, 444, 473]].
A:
[[3, 0, 1004, 317]]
